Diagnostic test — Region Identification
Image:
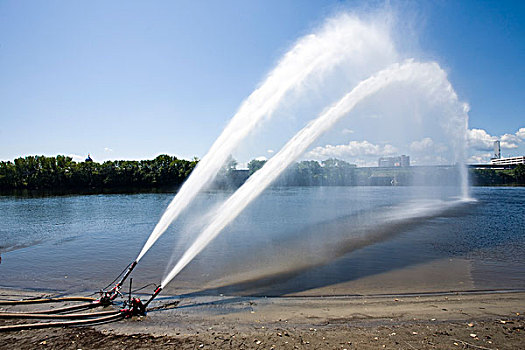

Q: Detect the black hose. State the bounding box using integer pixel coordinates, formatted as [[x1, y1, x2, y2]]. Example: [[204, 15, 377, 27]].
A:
[[101, 261, 133, 292], [28, 302, 101, 315], [0, 310, 120, 319], [131, 283, 158, 294], [0, 292, 115, 315], [0, 296, 95, 305], [0, 313, 125, 332]]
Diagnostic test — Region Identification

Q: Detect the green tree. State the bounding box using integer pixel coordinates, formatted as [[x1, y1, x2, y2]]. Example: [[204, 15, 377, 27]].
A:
[[247, 159, 267, 175], [514, 164, 525, 184], [0, 154, 198, 193], [321, 158, 356, 185]]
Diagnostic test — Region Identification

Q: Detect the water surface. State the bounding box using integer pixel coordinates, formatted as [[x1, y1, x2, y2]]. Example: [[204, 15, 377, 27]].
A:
[[1, 187, 524, 296]]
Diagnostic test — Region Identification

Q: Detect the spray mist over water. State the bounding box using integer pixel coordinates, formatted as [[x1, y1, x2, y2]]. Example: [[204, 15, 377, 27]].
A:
[[137, 14, 397, 262], [205, 198, 475, 294], [161, 60, 470, 288]]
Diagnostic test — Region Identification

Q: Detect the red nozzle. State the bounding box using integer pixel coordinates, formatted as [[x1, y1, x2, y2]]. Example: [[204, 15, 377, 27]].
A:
[[143, 286, 163, 309]]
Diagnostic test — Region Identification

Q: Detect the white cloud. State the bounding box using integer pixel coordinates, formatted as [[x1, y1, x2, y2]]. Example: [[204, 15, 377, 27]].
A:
[[467, 127, 525, 151], [307, 140, 398, 160], [104, 147, 114, 153], [342, 128, 354, 134], [302, 127, 523, 165], [267, 149, 274, 154], [255, 156, 268, 161], [410, 137, 434, 153], [467, 127, 525, 163], [468, 153, 492, 164], [408, 137, 450, 164], [467, 128, 497, 151], [68, 154, 85, 162], [500, 133, 520, 149]]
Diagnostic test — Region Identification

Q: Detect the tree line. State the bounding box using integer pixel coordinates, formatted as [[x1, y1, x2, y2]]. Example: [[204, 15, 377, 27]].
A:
[[1, 155, 523, 194], [0, 155, 198, 193], [248, 158, 463, 187], [248, 159, 525, 187], [470, 165, 525, 186]]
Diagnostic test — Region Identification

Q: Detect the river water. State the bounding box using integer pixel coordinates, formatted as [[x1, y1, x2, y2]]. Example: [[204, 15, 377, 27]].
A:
[[0, 186, 524, 296]]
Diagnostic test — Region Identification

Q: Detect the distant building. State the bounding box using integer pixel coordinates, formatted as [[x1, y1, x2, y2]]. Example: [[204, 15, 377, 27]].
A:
[[85, 154, 93, 162], [490, 156, 525, 166], [378, 155, 410, 167], [400, 155, 410, 167], [492, 140, 501, 160], [488, 139, 524, 165]]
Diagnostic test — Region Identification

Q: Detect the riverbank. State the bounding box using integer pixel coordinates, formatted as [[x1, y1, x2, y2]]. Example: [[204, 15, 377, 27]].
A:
[[2, 154, 523, 195], [1, 288, 523, 349]]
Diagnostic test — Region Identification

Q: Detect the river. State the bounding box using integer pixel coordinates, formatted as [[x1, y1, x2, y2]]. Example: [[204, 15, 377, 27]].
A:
[[1, 186, 524, 296]]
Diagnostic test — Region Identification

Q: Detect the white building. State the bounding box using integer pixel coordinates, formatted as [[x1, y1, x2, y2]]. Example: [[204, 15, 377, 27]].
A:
[[378, 155, 410, 167], [492, 140, 501, 160], [490, 156, 525, 166]]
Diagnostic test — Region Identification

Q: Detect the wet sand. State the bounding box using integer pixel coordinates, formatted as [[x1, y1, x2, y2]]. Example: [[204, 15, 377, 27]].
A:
[[1, 256, 523, 349], [195, 257, 476, 297], [1, 285, 524, 349]]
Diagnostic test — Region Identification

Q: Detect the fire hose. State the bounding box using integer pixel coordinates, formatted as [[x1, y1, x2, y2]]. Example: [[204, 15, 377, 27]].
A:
[[0, 312, 125, 331], [0, 278, 163, 331], [0, 296, 96, 305], [0, 297, 106, 315], [0, 310, 119, 319], [0, 253, 172, 333]]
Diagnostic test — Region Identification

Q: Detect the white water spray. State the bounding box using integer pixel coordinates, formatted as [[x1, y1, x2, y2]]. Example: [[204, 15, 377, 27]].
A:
[[136, 14, 397, 262], [161, 60, 470, 288], [206, 198, 475, 291]]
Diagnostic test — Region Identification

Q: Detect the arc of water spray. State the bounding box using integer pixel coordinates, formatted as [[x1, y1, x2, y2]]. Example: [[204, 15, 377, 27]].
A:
[[136, 15, 395, 262], [161, 60, 469, 288]]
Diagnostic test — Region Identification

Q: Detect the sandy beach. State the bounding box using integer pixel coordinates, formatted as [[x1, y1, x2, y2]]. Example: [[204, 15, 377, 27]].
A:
[[1, 286, 523, 349]]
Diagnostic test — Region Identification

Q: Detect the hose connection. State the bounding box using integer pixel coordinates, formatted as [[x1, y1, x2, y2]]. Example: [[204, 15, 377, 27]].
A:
[[97, 260, 138, 305], [121, 297, 146, 318]]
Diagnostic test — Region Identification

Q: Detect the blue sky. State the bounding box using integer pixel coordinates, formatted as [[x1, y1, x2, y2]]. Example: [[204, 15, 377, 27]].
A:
[[1, 0, 524, 164]]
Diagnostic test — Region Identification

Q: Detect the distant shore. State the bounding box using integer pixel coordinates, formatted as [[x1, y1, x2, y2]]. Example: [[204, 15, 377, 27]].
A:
[[2, 155, 524, 195], [1, 182, 523, 198]]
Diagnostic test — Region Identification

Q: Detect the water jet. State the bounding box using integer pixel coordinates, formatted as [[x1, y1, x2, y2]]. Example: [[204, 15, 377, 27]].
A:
[[100, 12, 401, 302], [161, 59, 469, 290]]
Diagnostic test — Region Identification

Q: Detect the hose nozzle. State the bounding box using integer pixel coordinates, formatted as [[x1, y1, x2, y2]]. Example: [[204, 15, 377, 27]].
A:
[[143, 286, 163, 309]]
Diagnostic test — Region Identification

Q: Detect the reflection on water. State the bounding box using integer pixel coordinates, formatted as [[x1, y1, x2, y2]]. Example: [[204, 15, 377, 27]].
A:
[[0, 187, 524, 295]]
